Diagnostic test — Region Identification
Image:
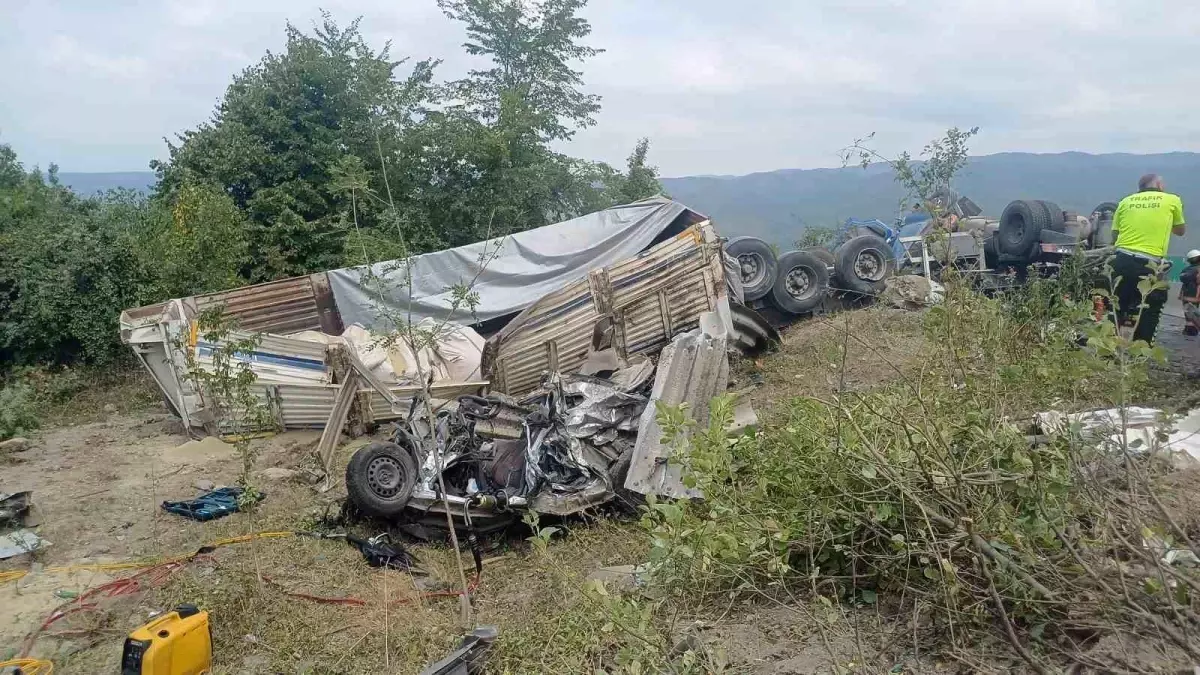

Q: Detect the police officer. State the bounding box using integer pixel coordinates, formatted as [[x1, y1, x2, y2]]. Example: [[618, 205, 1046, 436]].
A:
[[1111, 173, 1187, 344]]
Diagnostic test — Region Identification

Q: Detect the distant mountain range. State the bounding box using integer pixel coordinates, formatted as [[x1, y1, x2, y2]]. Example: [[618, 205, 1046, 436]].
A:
[[57, 151, 1200, 255], [662, 152, 1200, 256], [56, 171, 155, 194]]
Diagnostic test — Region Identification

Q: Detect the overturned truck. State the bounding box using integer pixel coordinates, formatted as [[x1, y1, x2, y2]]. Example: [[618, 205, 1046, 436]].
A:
[[120, 197, 777, 526]]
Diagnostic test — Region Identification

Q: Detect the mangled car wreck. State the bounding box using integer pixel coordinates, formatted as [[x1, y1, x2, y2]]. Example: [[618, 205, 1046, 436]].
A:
[[118, 197, 777, 528]]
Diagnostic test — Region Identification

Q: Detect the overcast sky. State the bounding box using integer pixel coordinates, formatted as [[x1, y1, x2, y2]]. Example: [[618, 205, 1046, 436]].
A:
[[3, 0, 1200, 177]]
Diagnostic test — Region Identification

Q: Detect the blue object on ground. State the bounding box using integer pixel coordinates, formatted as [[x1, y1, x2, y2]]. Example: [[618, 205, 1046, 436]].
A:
[[161, 486, 263, 522]]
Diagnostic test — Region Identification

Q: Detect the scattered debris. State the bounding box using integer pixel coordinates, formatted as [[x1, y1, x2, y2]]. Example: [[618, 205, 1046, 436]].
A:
[[0, 529, 49, 560], [418, 625, 498, 675], [1036, 406, 1200, 463], [881, 274, 945, 310], [0, 491, 32, 528], [161, 486, 262, 522]]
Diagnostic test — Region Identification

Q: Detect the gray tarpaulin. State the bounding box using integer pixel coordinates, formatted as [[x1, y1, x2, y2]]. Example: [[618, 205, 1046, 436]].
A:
[[327, 197, 701, 328]]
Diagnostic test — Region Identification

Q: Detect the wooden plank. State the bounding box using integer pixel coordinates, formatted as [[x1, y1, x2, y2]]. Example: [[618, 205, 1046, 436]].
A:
[[317, 371, 361, 484]]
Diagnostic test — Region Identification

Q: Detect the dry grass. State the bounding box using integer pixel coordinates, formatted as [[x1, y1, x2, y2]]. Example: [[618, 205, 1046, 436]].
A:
[[739, 306, 928, 413], [43, 513, 646, 674]]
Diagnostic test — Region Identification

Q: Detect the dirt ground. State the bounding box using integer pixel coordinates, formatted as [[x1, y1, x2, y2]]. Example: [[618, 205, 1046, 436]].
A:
[[740, 306, 929, 413]]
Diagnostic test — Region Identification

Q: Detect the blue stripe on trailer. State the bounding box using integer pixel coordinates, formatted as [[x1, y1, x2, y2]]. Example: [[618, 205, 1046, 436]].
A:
[[196, 344, 326, 371]]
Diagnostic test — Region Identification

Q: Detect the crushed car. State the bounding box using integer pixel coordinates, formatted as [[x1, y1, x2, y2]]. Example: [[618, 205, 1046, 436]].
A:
[[344, 313, 740, 534]]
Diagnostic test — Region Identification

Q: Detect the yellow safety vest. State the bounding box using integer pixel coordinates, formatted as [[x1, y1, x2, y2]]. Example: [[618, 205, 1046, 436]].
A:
[[1113, 190, 1186, 258]]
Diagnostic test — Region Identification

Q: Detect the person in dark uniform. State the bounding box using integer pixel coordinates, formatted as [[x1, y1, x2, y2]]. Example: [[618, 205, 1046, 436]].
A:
[[1179, 249, 1200, 336], [1111, 174, 1187, 344]]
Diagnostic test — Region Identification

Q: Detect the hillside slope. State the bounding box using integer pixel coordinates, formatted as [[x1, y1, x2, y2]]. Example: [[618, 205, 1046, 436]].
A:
[[662, 152, 1200, 254]]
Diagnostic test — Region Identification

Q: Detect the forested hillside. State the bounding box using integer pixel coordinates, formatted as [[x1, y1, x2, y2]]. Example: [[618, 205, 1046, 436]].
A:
[[0, 1, 660, 372], [663, 151, 1200, 254]]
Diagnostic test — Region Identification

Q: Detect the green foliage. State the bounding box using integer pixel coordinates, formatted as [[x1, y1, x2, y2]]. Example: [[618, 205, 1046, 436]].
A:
[[1, 3, 664, 375], [0, 139, 263, 371], [795, 225, 836, 250], [150, 182, 250, 298], [153, 13, 434, 281], [603, 138, 663, 205], [0, 382, 38, 440], [439, 0, 601, 143]]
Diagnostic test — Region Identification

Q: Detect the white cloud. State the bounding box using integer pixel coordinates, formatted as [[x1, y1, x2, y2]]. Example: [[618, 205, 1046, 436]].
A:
[[1, 0, 1199, 175], [45, 34, 150, 79]]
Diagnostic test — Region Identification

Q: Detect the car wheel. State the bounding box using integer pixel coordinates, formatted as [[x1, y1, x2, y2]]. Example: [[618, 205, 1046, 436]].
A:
[[345, 441, 419, 519]]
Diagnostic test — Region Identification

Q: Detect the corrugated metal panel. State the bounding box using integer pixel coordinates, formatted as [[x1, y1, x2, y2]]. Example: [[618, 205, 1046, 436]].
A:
[[624, 317, 729, 499], [194, 275, 323, 334], [367, 381, 489, 421], [274, 384, 339, 428], [486, 221, 725, 397]]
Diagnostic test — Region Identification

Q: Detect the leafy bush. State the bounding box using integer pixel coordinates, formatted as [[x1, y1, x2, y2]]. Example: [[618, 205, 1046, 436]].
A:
[[0, 382, 39, 440], [639, 277, 1192, 670]]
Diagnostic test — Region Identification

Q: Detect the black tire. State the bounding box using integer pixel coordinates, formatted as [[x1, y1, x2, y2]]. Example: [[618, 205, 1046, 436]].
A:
[[1090, 201, 1119, 247], [725, 237, 777, 302], [833, 234, 894, 296], [804, 247, 836, 269], [769, 250, 830, 315], [1036, 200, 1066, 231], [345, 441, 419, 519], [1091, 201, 1118, 221], [984, 232, 1000, 270], [997, 200, 1050, 258]]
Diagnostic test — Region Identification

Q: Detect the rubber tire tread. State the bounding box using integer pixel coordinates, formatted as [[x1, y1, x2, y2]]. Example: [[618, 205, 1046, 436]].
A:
[[345, 441, 419, 519], [997, 200, 1049, 258], [833, 234, 894, 296], [769, 250, 830, 315], [1036, 200, 1066, 231], [725, 236, 778, 302]]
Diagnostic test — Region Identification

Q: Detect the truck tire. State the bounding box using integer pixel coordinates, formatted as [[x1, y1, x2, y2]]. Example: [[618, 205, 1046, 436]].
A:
[[804, 247, 836, 268], [769, 250, 829, 315], [1090, 201, 1119, 247], [997, 200, 1049, 258], [725, 237, 777, 302], [346, 441, 419, 519], [834, 234, 894, 296], [1091, 201, 1118, 221], [984, 232, 1000, 270], [1036, 200, 1066, 231]]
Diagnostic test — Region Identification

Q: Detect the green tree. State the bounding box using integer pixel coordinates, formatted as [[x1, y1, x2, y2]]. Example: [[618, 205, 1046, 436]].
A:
[[438, 0, 602, 143], [152, 14, 437, 281], [150, 182, 250, 298], [607, 137, 663, 204]]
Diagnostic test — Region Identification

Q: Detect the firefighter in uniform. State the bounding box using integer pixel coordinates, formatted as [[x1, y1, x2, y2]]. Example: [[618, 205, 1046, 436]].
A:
[[1111, 173, 1187, 344]]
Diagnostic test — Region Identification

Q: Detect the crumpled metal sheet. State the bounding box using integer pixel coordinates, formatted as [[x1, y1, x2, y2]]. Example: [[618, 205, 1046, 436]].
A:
[[562, 377, 648, 439], [624, 312, 730, 499], [0, 530, 50, 560]]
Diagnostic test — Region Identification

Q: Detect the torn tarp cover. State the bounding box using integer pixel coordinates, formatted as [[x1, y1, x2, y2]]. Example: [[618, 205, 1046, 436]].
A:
[[326, 197, 702, 328]]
